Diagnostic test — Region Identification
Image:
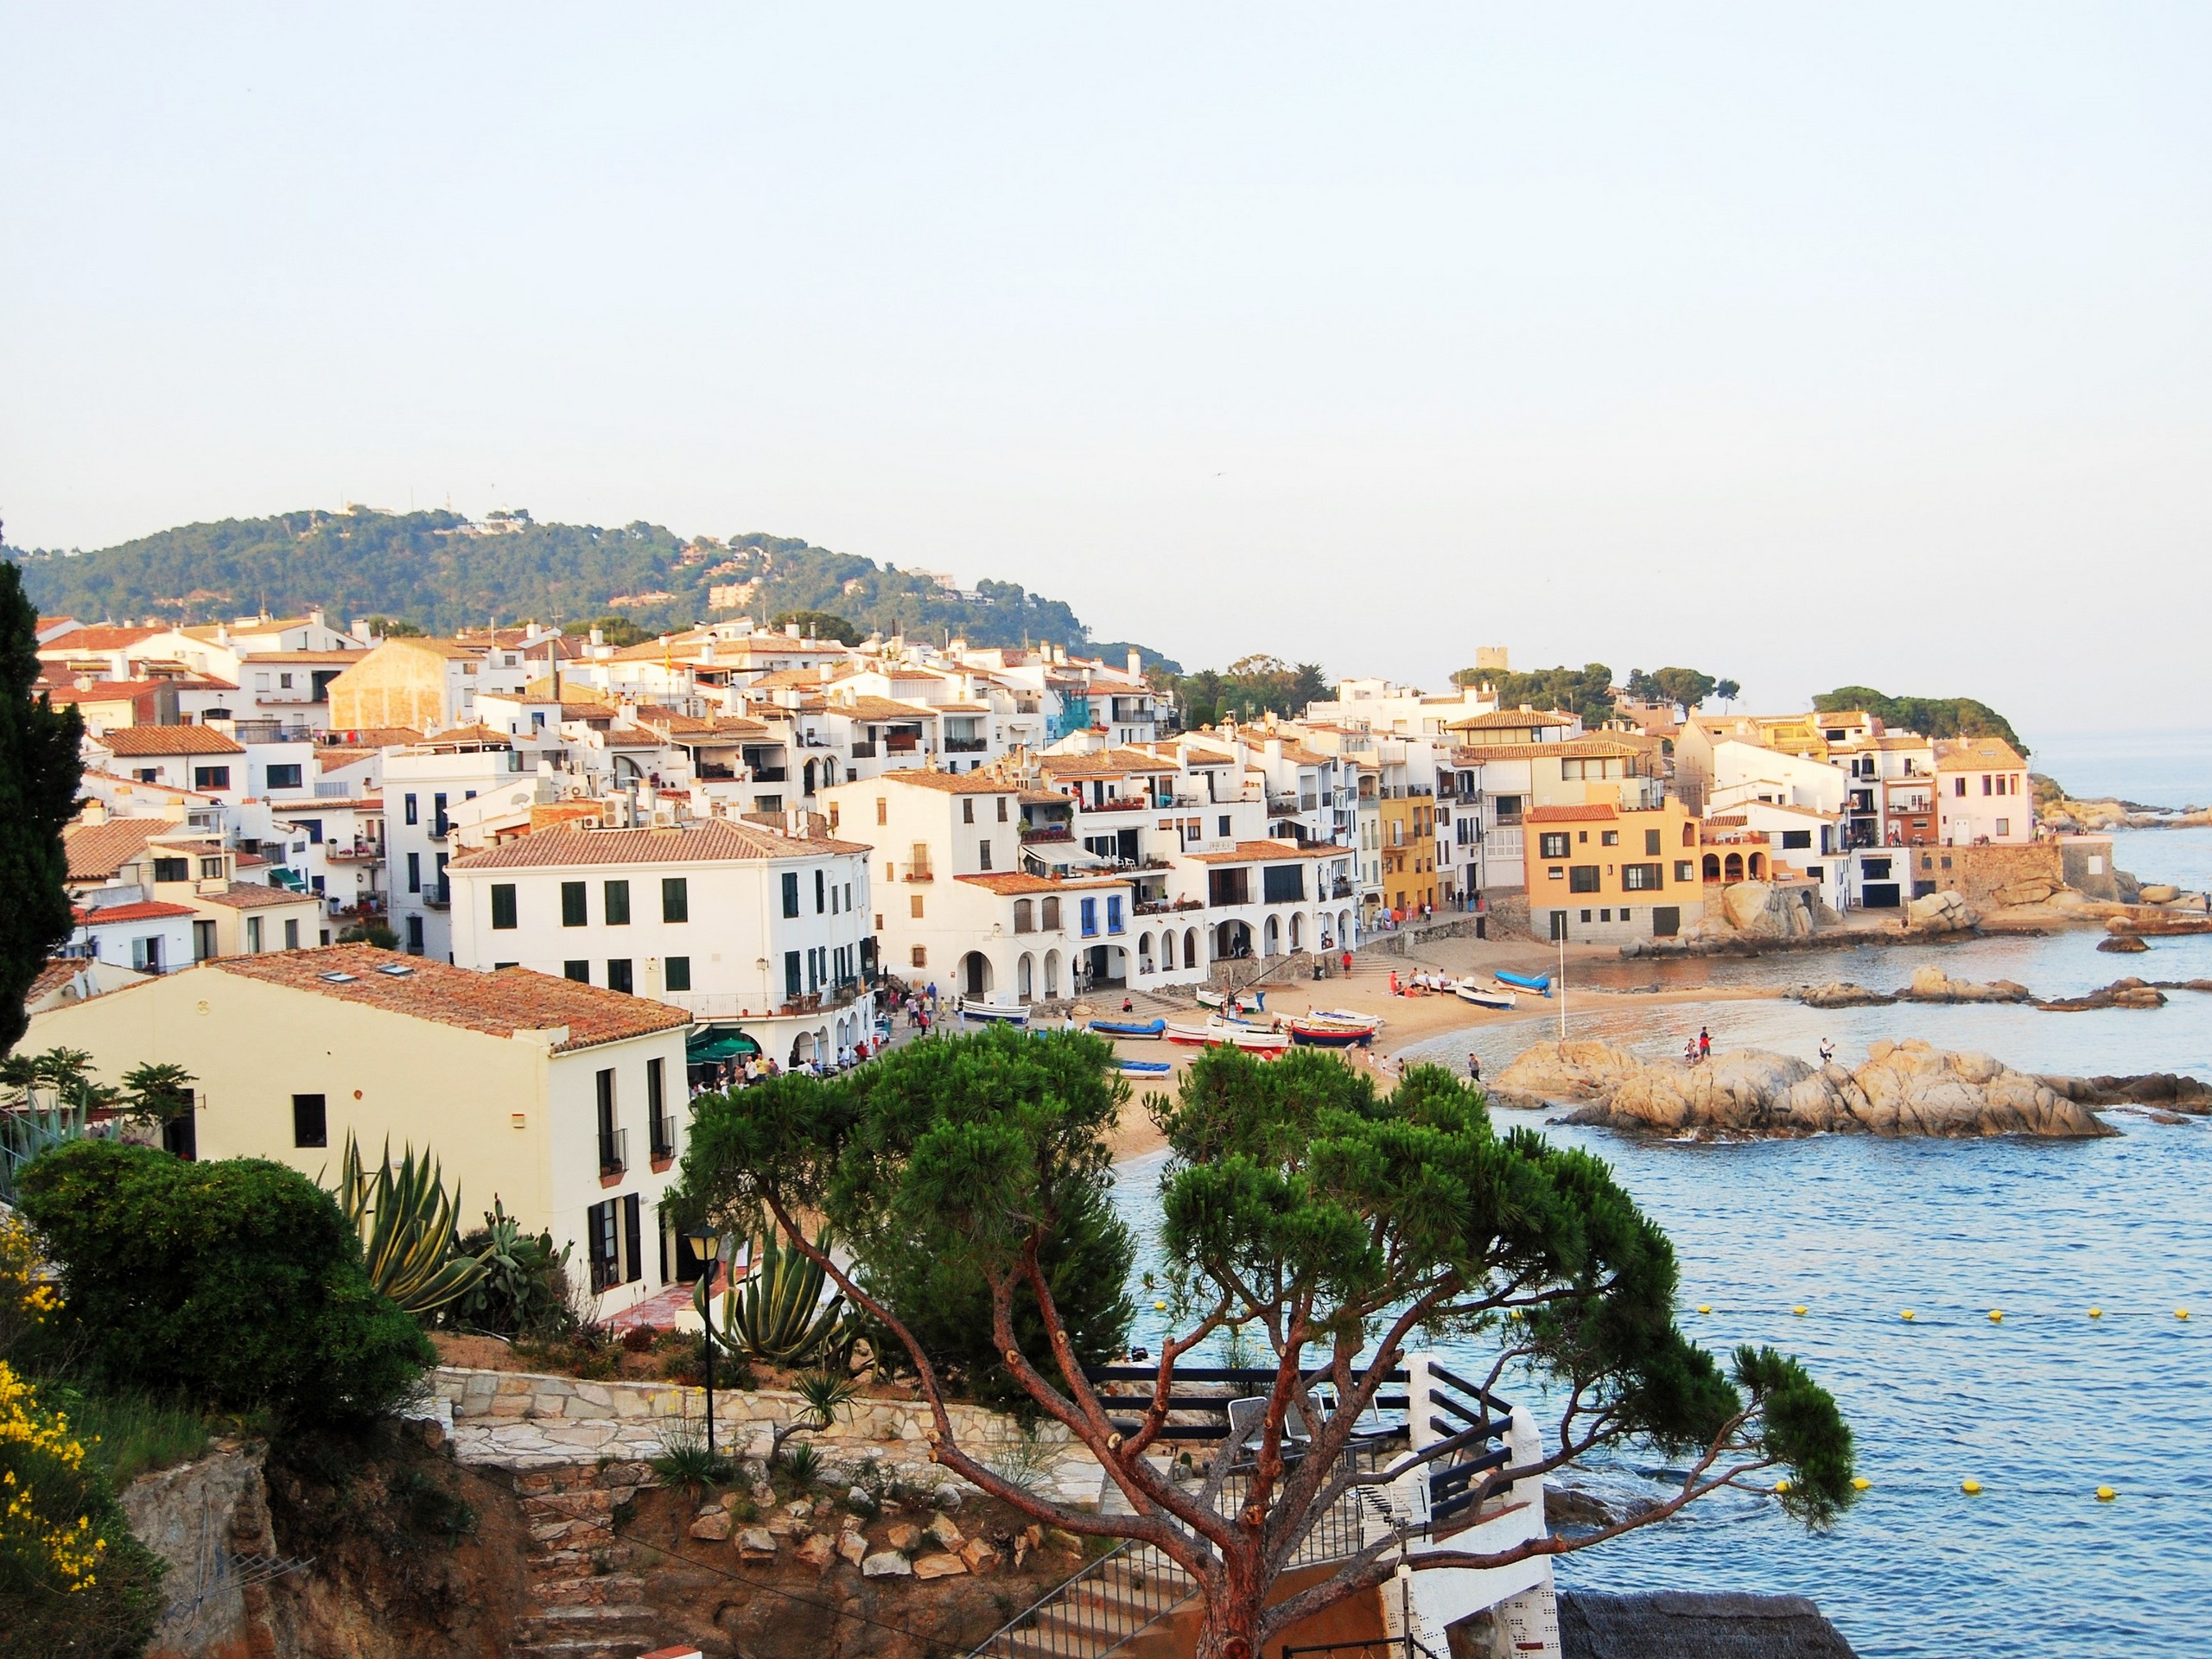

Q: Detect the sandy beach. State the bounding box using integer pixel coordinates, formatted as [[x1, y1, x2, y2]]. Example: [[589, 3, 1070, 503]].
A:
[[1100, 931, 1783, 1161]]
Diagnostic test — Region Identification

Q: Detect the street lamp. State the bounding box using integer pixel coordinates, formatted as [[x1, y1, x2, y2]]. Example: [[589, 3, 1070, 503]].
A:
[[684, 1227, 724, 1459]]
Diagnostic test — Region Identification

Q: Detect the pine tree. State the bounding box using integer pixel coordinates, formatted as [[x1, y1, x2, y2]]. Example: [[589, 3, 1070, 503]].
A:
[[0, 559, 82, 1054]]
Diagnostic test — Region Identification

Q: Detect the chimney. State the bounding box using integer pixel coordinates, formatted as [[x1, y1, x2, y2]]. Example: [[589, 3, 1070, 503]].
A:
[[589, 626, 604, 647], [785, 621, 801, 639], [308, 607, 326, 630], [1128, 649, 1142, 678], [79, 798, 108, 827], [701, 639, 716, 665], [351, 618, 372, 641]]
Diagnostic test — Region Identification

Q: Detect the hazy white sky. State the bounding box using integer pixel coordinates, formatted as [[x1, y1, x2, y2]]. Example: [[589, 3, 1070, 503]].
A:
[[5, 4, 2209, 738]]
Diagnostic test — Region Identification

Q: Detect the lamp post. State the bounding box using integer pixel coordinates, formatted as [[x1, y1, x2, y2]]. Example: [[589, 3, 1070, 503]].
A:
[[685, 1228, 723, 1459]]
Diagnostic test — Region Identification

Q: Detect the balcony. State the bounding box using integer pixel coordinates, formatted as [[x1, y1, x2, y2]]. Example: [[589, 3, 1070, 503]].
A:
[[598, 1126, 628, 1176], [884, 734, 921, 754], [1020, 824, 1073, 843], [751, 767, 788, 783], [1082, 797, 1150, 813], [901, 862, 934, 882], [944, 737, 988, 753], [1330, 878, 1353, 899], [849, 742, 878, 759], [325, 842, 384, 862], [423, 882, 450, 910], [649, 1115, 675, 1161]]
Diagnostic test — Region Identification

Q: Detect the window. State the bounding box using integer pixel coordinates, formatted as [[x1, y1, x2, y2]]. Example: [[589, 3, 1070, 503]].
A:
[[816, 869, 826, 913], [1538, 833, 1572, 860], [1106, 894, 1123, 934], [664, 956, 690, 991], [433, 793, 448, 836], [1995, 817, 2010, 837], [1580, 910, 1592, 923], [963, 798, 975, 823], [660, 877, 687, 922], [1682, 823, 1695, 847], [1981, 775, 1993, 796], [1646, 829, 1662, 856], [1675, 861, 1696, 882], [1568, 866, 1601, 893], [267, 763, 302, 790], [491, 884, 518, 929], [292, 1094, 327, 1147], [1953, 778, 1967, 798], [245, 915, 264, 951], [1781, 830, 1812, 850], [1622, 863, 1662, 892], [781, 871, 800, 918], [596, 1068, 622, 1173], [911, 945, 927, 968], [604, 880, 631, 925], [785, 950, 803, 998], [978, 840, 993, 871], [564, 960, 589, 983], [562, 881, 588, 926], [404, 793, 419, 824], [405, 915, 424, 954], [153, 856, 188, 883], [1014, 899, 1033, 933], [1040, 897, 1061, 931], [283, 918, 300, 949], [200, 855, 225, 880], [648, 1058, 671, 1158], [997, 797, 1008, 822], [1600, 830, 1618, 847], [1081, 898, 1099, 937], [1262, 865, 1306, 904], [875, 797, 887, 825], [910, 894, 925, 918], [601, 957, 634, 994], [1218, 816, 1231, 837]]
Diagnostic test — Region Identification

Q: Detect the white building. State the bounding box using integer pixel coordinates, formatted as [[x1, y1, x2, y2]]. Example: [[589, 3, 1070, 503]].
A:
[[448, 817, 877, 1071], [1935, 738, 2034, 846], [385, 735, 531, 959]]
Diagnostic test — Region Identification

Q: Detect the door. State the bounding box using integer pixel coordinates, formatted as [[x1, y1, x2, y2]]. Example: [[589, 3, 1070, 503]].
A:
[[1862, 884, 1901, 909], [1548, 910, 1567, 942], [1652, 906, 1681, 938]]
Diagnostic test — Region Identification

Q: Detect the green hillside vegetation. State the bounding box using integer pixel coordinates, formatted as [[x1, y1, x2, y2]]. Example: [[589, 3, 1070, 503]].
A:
[[1812, 686, 2027, 756], [1152, 655, 1329, 728], [7, 508, 1160, 661]]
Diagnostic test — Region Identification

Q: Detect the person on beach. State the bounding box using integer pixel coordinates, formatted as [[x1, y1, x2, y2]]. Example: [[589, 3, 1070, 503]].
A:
[[1466, 1052, 1482, 1083], [1819, 1038, 1835, 1065], [1684, 1038, 1699, 1065], [1389, 969, 1402, 996], [1341, 949, 1353, 975], [1698, 1027, 1712, 1062]]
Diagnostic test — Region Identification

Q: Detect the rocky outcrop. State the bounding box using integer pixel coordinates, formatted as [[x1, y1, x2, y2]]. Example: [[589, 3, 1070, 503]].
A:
[[1906, 890, 1980, 933], [2040, 1072, 2212, 1112], [2036, 977, 2168, 1013], [1491, 1039, 2117, 1139], [1799, 982, 1897, 1008], [1898, 965, 2031, 1003], [1992, 874, 2063, 907], [2098, 935, 2150, 953], [2109, 909, 2212, 937]]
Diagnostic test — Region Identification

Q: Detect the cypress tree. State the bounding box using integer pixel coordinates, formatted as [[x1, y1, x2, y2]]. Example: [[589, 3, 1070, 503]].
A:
[[0, 557, 82, 1053]]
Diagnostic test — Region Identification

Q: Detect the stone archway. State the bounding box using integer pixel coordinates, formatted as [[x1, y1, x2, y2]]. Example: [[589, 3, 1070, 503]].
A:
[[1703, 854, 1722, 882], [1044, 950, 1061, 999], [960, 950, 992, 998], [1017, 953, 1035, 1001], [1724, 853, 1744, 881]]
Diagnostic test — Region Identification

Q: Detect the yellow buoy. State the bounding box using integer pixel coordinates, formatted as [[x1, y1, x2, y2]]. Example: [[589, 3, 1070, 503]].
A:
[[2096, 1485, 2117, 1502], [1153, 1300, 1166, 1311], [1792, 1306, 1808, 1317], [1961, 1478, 1982, 1495], [1852, 1476, 1872, 1491], [2177, 1310, 2191, 1321], [1900, 1310, 1916, 1322], [1772, 1478, 1790, 1494], [2088, 1307, 2103, 1319], [1696, 1304, 1712, 1314], [1987, 1310, 2004, 1324]]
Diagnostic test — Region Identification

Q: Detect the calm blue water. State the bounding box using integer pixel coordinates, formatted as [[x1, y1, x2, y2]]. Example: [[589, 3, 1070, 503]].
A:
[[2026, 732, 2212, 812], [1112, 826, 2212, 1658]]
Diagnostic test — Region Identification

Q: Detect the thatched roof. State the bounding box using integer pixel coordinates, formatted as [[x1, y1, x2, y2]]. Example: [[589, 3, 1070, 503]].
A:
[[1559, 1592, 1858, 1659]]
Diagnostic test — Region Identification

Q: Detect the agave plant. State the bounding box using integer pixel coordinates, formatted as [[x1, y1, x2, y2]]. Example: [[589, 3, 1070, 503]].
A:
[[768, 1370, 862, 1469], [697, 1224, 851, 1369], [331, 1132, 486, 1318]]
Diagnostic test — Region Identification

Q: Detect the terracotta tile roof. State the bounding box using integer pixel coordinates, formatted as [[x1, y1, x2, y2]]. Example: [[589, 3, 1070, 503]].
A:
[[1933, 737, 2027, 772], [238, 650, 369, 664], [831, 696, 938, 722], [448, 818, 869, 871], [79, 768, 219, 802], [375, 637, 486, 660], [179, 616, 322, 639], [28, 959, 87, 1001], [1183, 839, 1346, 863], [1272, 745, 1332, 767], [1450, 739, 1646, 763], [1038, 747, 1180, 776], [207, 945, 691, 1052], [319, 727, 425, 747], [73, 899, 198, 925], [1524, 804, 1621, 823], [425, 723, 513, 744], [39, 626, 161, 652], [746, 666, 855, 690], [1446, 709, 1577, 731], [92, 724, 246, 757], [63, 817, 174, 880], [195, 881, 318, 910], [956, 873, 1130, 895], [862, 769, 1016, 795]]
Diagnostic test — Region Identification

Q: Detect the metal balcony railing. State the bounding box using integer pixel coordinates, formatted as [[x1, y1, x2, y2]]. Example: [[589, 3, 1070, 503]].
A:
[[598, 1126, 628, 1175]]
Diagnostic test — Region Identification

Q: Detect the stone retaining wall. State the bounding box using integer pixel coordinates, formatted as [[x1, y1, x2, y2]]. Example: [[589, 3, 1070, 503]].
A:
[[435, 1364, 1063, 1451]]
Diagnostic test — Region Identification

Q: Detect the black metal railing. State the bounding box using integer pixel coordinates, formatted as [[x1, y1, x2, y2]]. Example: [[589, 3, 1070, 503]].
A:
[[598, 1126, 628, 1175]]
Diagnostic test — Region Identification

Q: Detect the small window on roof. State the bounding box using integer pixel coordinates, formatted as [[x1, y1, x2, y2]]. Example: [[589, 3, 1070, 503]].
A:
[[377, 963, 414, 977], [320, 971, 359, 983]]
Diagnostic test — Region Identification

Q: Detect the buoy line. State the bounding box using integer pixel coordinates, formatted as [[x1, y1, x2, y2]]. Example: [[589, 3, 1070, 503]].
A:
[[1685, 1303, 2196, 1325]]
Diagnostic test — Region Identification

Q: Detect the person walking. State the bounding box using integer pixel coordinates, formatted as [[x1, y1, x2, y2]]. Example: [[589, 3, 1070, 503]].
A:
[[1466, 1052, 1482, 1083], [1698, 1027, 1712, 1062], [1341, 948, 1353, 976]]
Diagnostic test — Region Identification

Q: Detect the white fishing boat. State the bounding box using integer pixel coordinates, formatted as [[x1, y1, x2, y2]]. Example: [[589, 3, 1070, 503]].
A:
[[957, 997, 1030, 1026], [1453, 979, 1517, 1011]]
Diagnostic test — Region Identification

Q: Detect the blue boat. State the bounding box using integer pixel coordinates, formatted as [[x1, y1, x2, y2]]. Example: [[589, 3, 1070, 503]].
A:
[[1089, 1018, 1166, 1039], [1116, 1058, 1173, 1075], [1494, 969, 1552, 995]]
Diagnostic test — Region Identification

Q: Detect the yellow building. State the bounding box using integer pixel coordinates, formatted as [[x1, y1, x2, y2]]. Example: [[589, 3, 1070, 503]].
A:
[[326, 637, 486, 734], [23, 945, 694, 1314], [1523, 792, 1707, 944], [1377, 791, 1437, 918]]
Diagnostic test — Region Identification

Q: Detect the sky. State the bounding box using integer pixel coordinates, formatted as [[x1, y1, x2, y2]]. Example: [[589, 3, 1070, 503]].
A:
[[4, 4, 2209, 741]]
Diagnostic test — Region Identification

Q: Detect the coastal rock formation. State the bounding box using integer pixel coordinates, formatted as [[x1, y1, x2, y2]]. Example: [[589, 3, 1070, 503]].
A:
[[2040, 1072, 2212, 1112], [2098, 935, 2150, 953], [1906, 890, 1980, 933], [1490, 1039, 2115, 1139], [2037, 977, 2168, 1013], [1694, 880, 1821, 940], [1799, 982, 1897, 1008], [1899, 965, 2031, 1003], [2108, 909, 2212, 937], [1992, 874, 2063, 907]]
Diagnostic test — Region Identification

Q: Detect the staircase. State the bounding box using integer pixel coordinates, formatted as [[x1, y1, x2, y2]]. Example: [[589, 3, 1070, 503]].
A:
[[971, 1539, 1198, 1659], [506, 1462, 662, 1659]]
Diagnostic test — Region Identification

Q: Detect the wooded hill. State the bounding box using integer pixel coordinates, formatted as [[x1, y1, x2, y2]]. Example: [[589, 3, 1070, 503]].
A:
[[8, 508, 1168, 664]]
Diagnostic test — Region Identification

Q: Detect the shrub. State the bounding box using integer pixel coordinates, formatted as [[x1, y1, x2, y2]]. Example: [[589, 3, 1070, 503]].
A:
[[16, 1141, 432, 1425], [0, 1361, 167, 1658], [649, 1414, 733, 1497], [450, 1202, 575, 1339]]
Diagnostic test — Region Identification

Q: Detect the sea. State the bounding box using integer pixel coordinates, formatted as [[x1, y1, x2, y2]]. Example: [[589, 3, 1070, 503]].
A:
[[1110, 821, 2212, 1659]]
